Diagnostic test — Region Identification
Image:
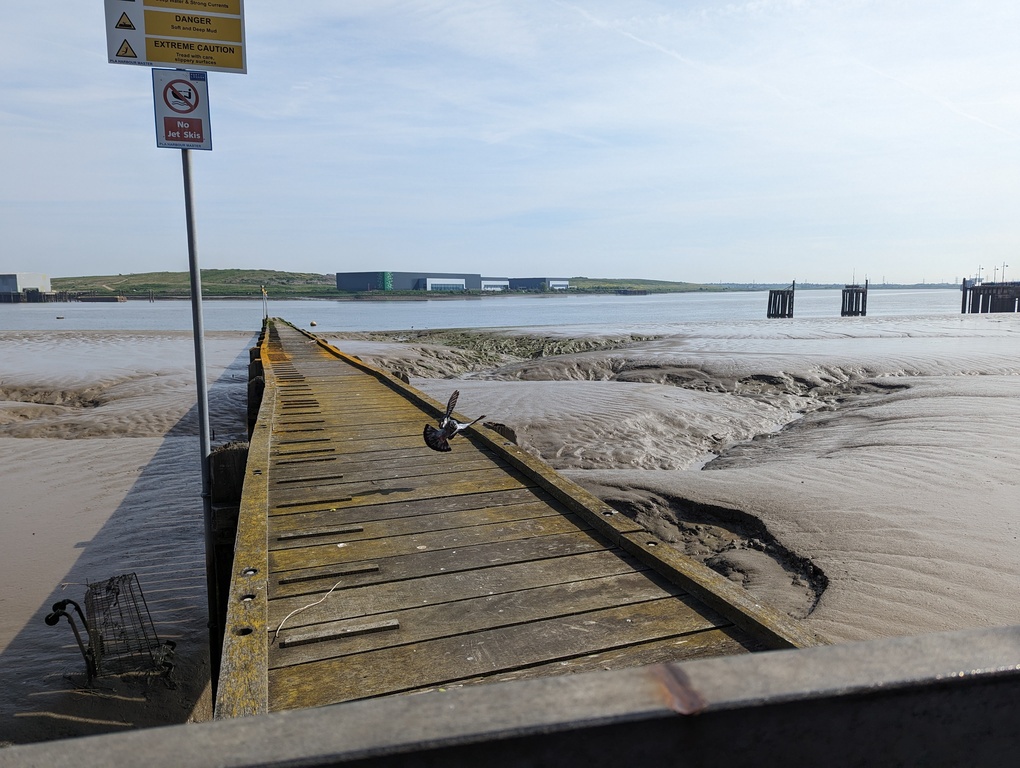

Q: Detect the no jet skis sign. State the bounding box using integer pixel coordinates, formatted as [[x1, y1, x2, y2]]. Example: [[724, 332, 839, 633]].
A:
[[152, 69, 212, 150]]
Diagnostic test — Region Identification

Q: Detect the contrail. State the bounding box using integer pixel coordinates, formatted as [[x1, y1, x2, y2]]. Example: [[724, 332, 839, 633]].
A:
[[856, 60, 1020, 141], [553, 1, 710, 73]]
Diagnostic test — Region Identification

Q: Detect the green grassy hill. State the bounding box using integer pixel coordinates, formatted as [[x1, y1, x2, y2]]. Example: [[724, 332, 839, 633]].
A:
[[52, 270, 338, 299]]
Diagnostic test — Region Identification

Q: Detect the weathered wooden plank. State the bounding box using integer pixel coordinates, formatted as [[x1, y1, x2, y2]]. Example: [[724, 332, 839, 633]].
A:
[[269, 530, 614, 599], [268, 549, 641, 628], [270, 501, 563, 550], [272, 448, 336, 459], [270, 487, 552, 529], [271, 446, 483, 472], [279, 619, 400, 649], [270, 434, 424, 454], [272, 465, 528, 499], [449, 627, 760, 687], [270, 473, 533, 514], [270, 570, 692, 668], [269, 454, 499, 488], [273, 421, 421, 443], [270, 512, 592, 572], [277, 562, 380, 587], [274, 455, 340, 467], [276, 524, 365, 542], [283, 403, 432, 423], [274, 437, 332, 447], [268, 599, 724, 709]]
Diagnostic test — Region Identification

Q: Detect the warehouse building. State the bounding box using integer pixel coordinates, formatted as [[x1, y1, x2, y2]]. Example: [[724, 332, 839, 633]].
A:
[[480, 278, 510, 291], [336, 271, 481, 292], [508, 277, 570, 291], [336, 271, 569, 293], [0, 273, 54, 303]]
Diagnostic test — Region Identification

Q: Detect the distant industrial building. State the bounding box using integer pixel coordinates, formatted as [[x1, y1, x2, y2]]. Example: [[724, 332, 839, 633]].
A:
[[507, 277, 570, 291], [0, 273, 54, 302], [336, 272, 569, 293]]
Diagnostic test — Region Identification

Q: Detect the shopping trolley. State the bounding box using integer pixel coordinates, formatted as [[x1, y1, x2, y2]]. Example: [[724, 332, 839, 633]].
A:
[[45, 572, 176, 685]]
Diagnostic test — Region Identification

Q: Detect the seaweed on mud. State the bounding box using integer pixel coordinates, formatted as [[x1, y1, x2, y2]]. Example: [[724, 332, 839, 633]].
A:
[[0, 386, 105, 408]]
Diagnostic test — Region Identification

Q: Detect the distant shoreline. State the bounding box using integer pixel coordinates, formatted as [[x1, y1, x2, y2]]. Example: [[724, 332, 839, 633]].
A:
[[45, 270, 961, 302], [41, 284, 961, 303]]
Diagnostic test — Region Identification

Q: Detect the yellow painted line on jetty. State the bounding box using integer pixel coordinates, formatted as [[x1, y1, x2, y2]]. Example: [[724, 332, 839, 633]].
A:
[[215, 319, 822, 718]]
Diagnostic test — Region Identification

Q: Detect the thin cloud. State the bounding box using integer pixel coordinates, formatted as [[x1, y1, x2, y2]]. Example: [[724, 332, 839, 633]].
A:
[[855, 60, 1020, 141]]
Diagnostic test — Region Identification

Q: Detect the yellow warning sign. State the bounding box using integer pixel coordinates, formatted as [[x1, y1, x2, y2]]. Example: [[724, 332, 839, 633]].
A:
[[116, 39, 138, 58], [143, 10, 243, 43], [145, 37, 244, 71], [105, 0, 246, 74]]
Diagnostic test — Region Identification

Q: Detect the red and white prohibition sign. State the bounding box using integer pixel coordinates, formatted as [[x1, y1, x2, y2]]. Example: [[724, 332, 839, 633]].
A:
[[152, 68, 211, 150], [163, 80, 200, 114]]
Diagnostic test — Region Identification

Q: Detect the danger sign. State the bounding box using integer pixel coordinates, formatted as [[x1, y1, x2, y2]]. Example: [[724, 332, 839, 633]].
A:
[[152, 69, 212, 150], [105, 0, 247, 74]]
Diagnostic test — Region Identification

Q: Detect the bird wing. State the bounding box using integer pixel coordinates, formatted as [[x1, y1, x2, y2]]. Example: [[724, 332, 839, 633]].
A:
[[444, 390, 460, 420], [423, 424, 451, 452], [454, 415, 486, 433]]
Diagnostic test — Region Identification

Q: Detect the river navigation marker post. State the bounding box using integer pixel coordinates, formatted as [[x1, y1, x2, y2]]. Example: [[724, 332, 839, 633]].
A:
[[105, 0, 247, 691]]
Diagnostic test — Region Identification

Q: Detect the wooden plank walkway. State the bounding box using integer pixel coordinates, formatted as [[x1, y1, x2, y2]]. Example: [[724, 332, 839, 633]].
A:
[[215, 319, 821, 718]]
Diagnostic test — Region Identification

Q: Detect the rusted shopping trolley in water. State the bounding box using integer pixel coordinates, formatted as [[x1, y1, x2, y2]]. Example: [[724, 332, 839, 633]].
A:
[[45, 572, 176, 685]]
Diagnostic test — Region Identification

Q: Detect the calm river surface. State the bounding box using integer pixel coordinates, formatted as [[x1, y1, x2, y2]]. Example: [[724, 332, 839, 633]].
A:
[[0, 288, 961, 333]]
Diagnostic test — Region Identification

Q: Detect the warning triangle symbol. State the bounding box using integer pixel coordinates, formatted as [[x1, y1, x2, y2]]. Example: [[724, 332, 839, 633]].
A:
[[116, 39, 138, 58], [115, 13, 136, 30]]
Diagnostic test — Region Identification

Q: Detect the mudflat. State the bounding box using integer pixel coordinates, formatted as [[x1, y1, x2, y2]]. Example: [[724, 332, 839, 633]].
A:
[[2, 314, 1018, 745]]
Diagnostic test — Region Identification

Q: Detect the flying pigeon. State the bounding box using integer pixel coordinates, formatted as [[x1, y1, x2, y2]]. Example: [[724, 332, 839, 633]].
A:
[[423, 390, 485, 452]]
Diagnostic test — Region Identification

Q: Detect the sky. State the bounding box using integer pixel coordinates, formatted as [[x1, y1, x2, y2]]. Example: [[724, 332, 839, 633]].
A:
[[3, 1, 1020, 284]]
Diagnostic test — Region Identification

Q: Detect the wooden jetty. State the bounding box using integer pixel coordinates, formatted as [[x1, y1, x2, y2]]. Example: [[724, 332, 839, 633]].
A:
[[766, 282, 795, 318], [841, 280, 868, 317], [215, 319, 820, 718], [961, 279, 1020, 313]]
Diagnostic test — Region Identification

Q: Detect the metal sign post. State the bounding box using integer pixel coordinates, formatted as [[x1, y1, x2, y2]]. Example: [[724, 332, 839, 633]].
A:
[[107, 0, 246, 695], [148, 66, 219, 683], [179, 145, 218, 679]]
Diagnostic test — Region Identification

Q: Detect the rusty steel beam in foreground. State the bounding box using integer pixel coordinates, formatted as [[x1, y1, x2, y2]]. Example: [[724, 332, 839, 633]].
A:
[[4, 624, 1019, 767]]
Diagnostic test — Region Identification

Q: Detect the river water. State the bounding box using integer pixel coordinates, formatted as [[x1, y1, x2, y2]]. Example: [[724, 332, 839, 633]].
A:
[[0, 288, 962, 333]]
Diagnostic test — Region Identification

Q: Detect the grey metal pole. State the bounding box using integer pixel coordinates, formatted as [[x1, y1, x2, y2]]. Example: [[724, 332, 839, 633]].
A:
[[181, 147, 220, 687]]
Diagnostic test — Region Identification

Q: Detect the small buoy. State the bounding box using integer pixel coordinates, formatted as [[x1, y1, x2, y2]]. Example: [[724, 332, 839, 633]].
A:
[[310, 320, 317, 327]]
